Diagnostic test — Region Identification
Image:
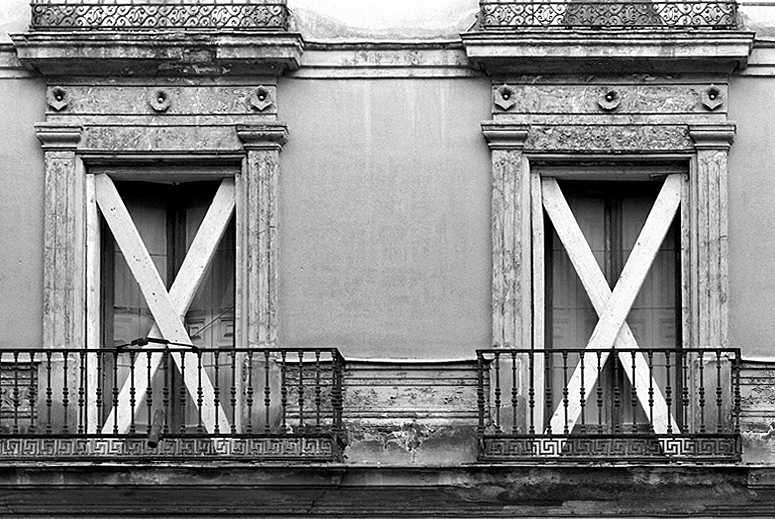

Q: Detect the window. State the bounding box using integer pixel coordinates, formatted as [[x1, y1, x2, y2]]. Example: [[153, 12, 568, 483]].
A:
[[102, 181, 235, 350], [524, 169, 686, 435], [92, 173, 237, 434], [543, 179, 680, 433]]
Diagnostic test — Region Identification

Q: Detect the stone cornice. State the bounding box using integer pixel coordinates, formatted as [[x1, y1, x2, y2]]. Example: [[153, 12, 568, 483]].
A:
[[35, 123, 82, 150], [236, 123, 289, 151], [462, 30, 755, 75], [481, 122, 529, 150], [689, 123, 736, 150], [11, 32, 304, 77]]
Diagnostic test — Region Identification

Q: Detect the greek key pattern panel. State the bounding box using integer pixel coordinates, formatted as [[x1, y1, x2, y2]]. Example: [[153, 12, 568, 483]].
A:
[[480, 435, 741, 461], [526, 125, 694, 153], [0, 436, 339, 460], [31, 3, 289, 31], [479, 1, 737, 29]]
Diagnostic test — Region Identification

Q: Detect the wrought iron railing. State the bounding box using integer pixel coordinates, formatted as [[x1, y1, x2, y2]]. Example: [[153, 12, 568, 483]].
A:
[[479, 1, 738, 29], [477, 348, 741, 461], [0, 347, 344, 460], [30, 1, 289, 31]]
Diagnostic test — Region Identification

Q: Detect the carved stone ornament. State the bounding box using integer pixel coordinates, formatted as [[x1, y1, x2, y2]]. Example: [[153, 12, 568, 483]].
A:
[[147, 89, 172, 113], [46, 86, 70, 112], [249, 86, 274, 112], [493, 84, 518, 111], [702, 84, 724, 111], [597, 89, 621, 112], [526, 125, 694, 152]]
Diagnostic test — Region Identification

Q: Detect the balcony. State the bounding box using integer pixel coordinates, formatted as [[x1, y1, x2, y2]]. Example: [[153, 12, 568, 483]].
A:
[[0, 347, 345, 461], [13, 1, 303, 76], [477, 348, 742, 462], [478, 0, 738, 30]]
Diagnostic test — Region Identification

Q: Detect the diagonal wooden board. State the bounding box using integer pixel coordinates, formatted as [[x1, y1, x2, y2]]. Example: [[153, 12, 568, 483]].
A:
[[96, 174, 234, 434], [541, 176, 682, 435]]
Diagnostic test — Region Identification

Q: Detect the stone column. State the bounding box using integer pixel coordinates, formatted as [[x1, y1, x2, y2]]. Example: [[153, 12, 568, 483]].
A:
[[482, 122, 530, 349], [689, 123, 735, 350], [236, 124, 288, 348], [36, 123, 83, 350]]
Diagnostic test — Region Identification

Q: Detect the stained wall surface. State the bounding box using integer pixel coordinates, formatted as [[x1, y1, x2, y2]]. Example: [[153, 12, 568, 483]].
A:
[[0, 53, 45, 349], [277, 77, 492, 358], [728, 73, 775, 359]]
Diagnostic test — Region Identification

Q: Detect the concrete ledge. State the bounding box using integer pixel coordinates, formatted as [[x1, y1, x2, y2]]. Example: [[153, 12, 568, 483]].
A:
[[0, 463, 769, 517], [10, 32, 304, 76], [462, 30, 755, 74]]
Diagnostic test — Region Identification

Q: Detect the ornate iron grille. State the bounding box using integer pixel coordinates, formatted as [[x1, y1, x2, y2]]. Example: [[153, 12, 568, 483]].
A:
[[479, 1, 738, 29], [477, 348, 742, 462], [30, 2, 289, 31], [0, 347, 345, 461]]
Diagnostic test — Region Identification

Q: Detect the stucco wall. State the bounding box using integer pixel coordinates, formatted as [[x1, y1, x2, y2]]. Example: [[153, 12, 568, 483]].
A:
[[277, 77, 492, 358], [728, 74, 775, 359], [0, 65, 45, 349]]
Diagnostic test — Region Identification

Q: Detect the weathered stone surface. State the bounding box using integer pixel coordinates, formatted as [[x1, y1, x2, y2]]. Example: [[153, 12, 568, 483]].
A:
[[81, 125, 243, 153], [491, 84, 722, 115], [47, 85, 278, 116], [525, 124, 694, 152]]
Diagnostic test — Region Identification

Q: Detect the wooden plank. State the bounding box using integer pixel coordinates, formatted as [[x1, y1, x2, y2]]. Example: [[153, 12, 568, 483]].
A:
[[85, 174, 101, 433], [95, 174, 232, 434], [584, 175, 682, 352], [530, 171, 545, 430], [520, 155, 532, 349], [681, 173, 691, 351], [541, 177, 680, 435]]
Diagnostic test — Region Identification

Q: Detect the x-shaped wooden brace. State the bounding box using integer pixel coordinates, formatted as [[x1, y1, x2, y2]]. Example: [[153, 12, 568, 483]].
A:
[[541, 175, 682, 435], [96, 174, 234, 434]]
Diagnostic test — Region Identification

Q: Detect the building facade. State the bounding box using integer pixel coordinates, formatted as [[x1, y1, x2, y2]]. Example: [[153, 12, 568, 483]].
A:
[[1, 0, 775, 516]]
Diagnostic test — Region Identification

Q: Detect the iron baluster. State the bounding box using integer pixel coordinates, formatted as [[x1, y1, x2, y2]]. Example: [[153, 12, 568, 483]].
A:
[[511, 351, 518, 434], [128, 350, 136, 434]]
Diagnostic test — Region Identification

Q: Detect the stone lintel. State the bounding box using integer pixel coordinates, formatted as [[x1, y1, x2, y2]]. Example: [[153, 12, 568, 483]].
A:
[[236, 123, 289, 150], [481, 122, 529, 150], [462, 30, 755, 75], [35, 123, 82, 150], [689, 123, 736, 150], [11, 33, 304, 77]]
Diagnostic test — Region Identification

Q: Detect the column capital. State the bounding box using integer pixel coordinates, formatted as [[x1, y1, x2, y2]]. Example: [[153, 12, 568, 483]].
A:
[[35, 123, 82, 150], [236, 123, 289, 151], [689, 123, 736, 150], [481, 122, 529, 151]]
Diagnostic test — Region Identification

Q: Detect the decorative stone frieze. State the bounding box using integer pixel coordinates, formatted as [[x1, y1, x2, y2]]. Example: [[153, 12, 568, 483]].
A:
[[236, 124, 289, 347], [526, 124, 694, 153], [42, 85, 279, 117], [490, 84, 724, 115]]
